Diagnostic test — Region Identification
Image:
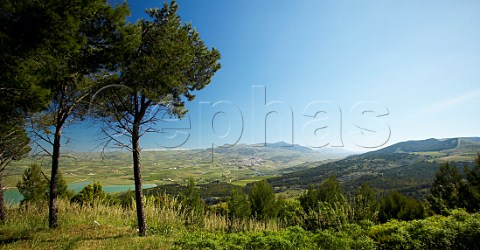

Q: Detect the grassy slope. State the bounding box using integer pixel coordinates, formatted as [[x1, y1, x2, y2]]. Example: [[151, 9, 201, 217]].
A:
[[2, 199, 480, 249], [0, 197, 280, 250]]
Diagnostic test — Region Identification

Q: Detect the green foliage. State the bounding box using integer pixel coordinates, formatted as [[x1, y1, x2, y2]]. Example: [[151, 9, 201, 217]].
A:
[[249, 180, 279, 221], [20, 0, 131, 132], [352, 184, 378, 222], [0, 118, 31, 221], [16, 164, 48, 205], [0, 120, 30, 169], [2, 193, 480, 249], [56, 171, 74, 200], [378, 191, 425, 223], [370, 209, 480, 250], [425, 154, 480, 214], [71, 182, 106, 206], [118, 188, 135, 208], [173, 226, 376, 250], [226, 188, 251, 232], [299, 176, 352, 230], [91, 0, 221, 236], [305, 200, 352, 230], [181, 178, 204, 227], [277, 198, 305, 227], [15, 165, 72, 206], [268, 138, 480, 200], [466, 153, 480, 189], [0, 0, 51, 117], [173, 226, 312, 250], [313, 229, 376, 250], [144, 182, 241, 202], [94, 0, 222, 124], [227, 188, 251, 219], [299, 176, 346, 212], [427, 162, 464, 214], [462, 153, 480, 212], [119, 0, 221, 113]]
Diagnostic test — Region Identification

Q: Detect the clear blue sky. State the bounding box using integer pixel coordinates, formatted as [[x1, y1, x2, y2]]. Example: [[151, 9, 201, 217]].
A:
[[69, 0, 480, 151]]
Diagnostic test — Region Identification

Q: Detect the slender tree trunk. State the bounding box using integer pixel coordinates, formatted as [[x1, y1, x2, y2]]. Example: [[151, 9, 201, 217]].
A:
[[132, 123, 147, 236], [0, 178, 7, 223], [49, 125, 62, 228]]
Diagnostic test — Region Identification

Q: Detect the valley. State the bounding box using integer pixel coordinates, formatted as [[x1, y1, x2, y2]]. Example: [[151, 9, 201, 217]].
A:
[[5, 137, 480, 203]]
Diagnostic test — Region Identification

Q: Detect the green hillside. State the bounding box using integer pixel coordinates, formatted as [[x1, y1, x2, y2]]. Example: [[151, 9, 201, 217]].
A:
[[268, 137, 480, 199]]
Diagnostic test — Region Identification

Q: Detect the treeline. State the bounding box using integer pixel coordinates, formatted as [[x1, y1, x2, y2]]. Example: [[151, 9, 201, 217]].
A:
[[427, 154, 480, 213], [15, 154, 480, 234], [11, 155, 480, 248]]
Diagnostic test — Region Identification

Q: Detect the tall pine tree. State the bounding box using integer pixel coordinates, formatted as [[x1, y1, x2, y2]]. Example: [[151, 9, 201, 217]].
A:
[[92, 1, 220, 236], [24, 0, 130, 228]]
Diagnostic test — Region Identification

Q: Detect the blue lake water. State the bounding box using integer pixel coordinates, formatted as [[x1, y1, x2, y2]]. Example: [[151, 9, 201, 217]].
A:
[[3, 183, 157, 204]]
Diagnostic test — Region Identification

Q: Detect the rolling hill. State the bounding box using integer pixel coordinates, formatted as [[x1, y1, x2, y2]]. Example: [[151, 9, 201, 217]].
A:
[[5, 142, 344, 188], [267, 137, 480, 199]]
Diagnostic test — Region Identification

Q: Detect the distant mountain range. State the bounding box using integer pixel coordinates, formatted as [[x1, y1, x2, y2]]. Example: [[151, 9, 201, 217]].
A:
[[213, 142, 356, 159], [363, 137, 480, 159], [267, 137, 480, 199], [363, 138, 457, 156]]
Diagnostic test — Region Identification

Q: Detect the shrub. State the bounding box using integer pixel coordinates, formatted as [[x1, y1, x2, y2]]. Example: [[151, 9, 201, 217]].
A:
[[378, 191, 425, 223], [71, 182, 106, 206], [369, 209, 480, 249]]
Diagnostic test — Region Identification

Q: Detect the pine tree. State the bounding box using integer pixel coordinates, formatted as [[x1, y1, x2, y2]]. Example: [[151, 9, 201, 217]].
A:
[[299, 176, 346, 212], [0, 0, 50, 223], [228, 188, 251, 219], [16, 164, 48, 205], [463, 153, 480, 212], [22, 0, 130, 228], [249, 180, 278, 222], [92, 1, 220, 236], [427, 162, 463, 214]]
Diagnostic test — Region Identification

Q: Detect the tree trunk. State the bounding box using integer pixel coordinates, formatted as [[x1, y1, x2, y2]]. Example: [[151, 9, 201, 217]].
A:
[[132, 123, 147, 236], [0, 178, 7, 223], [49, 126, 61, 228]]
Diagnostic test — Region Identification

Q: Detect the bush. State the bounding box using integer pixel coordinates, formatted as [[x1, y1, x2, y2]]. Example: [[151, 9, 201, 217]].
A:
[[378, 191, 425, 223], [313, 230, 375, 250], [369, 209, 480, 249], [174, 227, 315, 249], [277, 198, 305, 228], [71, 182, 106, 206]]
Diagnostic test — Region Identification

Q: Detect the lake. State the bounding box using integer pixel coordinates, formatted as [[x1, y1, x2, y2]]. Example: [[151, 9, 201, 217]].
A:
[[3, 182, 157, 204]]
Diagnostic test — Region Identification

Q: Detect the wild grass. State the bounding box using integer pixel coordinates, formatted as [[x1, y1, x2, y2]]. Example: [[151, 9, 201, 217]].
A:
[[0, 195, 279, 249], [3, 197, 479, 249]]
